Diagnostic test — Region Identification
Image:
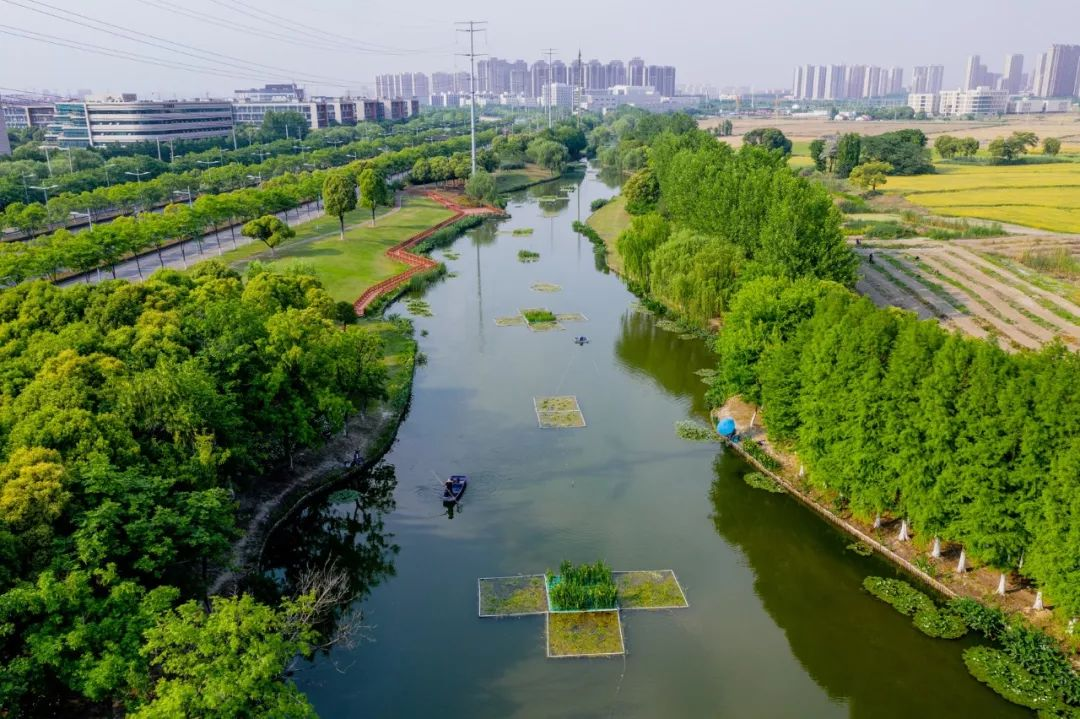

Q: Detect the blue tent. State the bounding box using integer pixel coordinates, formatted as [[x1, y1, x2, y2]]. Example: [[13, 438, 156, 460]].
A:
[[717, 417, 736, 437]]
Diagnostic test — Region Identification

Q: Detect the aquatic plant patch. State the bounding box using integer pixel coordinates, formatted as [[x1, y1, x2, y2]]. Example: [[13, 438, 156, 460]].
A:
[[518, 249, 540, 262], [962, 647, 1059, 711], [655, 318, 683, 333], [533, 396, 586, 428], [530, 282, 562, 293], [743, 471, 785, 493], [546, 610, 625, 658], [546, 560, 618, 612], [675, 420, 718, 442], [912, 607, 968, 639], [554, 312, 588, 323], [441, 250, 460, 260], [494, 316, 527, 327], [405, 299, 433, 317], [477, 575, 548, 617], [512, 228, 535, 236], [862, 577, 934, 616], [527, 321, 563, 333], [614, 570, 689, 610], [521, 308, 557, 324]]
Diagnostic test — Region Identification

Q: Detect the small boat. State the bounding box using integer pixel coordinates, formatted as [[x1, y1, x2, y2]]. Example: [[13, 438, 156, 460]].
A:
[[573, 336, 589, 345], [442, 475, 468, 504]]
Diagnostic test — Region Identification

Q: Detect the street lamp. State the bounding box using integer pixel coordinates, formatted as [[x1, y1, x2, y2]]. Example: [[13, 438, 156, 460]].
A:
[[58, 146, 75, 173], [246, 173, 263, 185], [102, 163, 117, 188], [125, 170, 150, 184], [29, 183, 59, 202], [253, 149, 272, 163], [20, 173, 34, 203], [195, 159, 220, 170], [69, 208, 93, 230], [172, 188, 194, 208], [38, 145, 54, 177]]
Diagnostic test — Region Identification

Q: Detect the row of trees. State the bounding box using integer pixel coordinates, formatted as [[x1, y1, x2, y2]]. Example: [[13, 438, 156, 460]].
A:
[[611, 123, 854, 324], [809, 129, 933, 177], [711, 275, 1080, 621], [0, 262, 390, 714]]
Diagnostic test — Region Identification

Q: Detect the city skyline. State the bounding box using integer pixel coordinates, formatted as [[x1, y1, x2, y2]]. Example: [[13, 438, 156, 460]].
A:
[[1, 0, 1078, 98]]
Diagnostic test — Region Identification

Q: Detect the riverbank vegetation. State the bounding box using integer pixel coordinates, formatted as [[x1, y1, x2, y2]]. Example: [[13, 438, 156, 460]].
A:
[[0, 262, 393, 715]]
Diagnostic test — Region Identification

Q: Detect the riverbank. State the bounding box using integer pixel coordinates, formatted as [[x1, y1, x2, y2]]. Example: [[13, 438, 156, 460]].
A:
[[585, 195, 630, 274]]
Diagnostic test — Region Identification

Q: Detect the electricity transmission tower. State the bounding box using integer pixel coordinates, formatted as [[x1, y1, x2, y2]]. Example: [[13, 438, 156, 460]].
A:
[[542, 48, 557, 128], [456, 20, 487, 173]]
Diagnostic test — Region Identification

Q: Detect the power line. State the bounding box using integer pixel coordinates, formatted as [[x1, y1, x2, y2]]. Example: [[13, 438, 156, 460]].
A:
[[542, 48, 557, 129], [1, 0, 367, 87], [456, 20, 486, 174]]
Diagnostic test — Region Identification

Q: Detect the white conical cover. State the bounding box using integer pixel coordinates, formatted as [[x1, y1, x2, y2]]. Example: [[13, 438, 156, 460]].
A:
[[957, 549, 967, 573], [997, 573, 1007, 595], [931, 536, 941, 558], [873, 514, 882, 529], [898, 519, 909, 542], [1033, 591, 1044, 611]]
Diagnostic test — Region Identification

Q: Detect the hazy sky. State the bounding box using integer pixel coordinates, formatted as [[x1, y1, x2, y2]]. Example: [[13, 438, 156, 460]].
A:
[[1, 0, 1078, 98]]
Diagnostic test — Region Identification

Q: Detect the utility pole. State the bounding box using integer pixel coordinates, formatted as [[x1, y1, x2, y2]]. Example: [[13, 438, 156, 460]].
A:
[[542, 48, 557, 129], [457, 20, 486, 174]]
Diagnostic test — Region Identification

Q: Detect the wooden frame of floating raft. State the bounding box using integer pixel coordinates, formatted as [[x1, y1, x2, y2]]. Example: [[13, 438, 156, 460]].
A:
[[533, 396, 586, 428], [478, 568, 688, 659], [477, 575, 549, 617], [493, 309, 587, 331]]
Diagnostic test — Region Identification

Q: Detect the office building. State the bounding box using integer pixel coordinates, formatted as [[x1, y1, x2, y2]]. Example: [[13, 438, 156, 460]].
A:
[[46, 96, 234, 148], [1002, 54, 1025, 93], [233, 99, 331, 130], [2, 102, 56, 129], [906, 93, 939, 115], [234, 84, 304, 103], [1007, 97, 1072, 114], [938, 87, 1008, 117], [911, 65, 944, 94]]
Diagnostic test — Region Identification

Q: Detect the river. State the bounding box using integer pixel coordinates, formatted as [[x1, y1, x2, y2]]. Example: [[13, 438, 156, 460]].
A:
[[259, 167, 1024, 718]]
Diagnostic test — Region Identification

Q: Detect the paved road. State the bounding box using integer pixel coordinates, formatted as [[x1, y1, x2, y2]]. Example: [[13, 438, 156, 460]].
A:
[[59, 200, 326, 286]]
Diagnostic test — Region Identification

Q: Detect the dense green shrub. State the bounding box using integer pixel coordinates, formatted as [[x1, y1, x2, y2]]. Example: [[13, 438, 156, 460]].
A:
[[742, 441, 782, 472], [744, 471, 785, 493], [963, 647, 1059, 711], [590, 197, 611, 212], [412, 215, 487, 253], [547, 560, 618, 611], [862, 221, 916, 239], [950, 598, 1007, 640], [862, 577, 934, 616]]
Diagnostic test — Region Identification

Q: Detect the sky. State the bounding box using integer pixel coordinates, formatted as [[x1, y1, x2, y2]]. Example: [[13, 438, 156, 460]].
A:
[[1, 0, 1078, 99]]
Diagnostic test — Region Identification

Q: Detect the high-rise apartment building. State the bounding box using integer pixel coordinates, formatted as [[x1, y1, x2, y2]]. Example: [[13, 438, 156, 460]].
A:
[[1002, 54, 1024, 93], [1034, 44, 1080, 97], [628, 57, 646, 86], [606, 60, 626, 87], [845, 65, 867, 99], [824, 65, 846, 99], [911, 65, 944, 94], [963, 55, 987, 90]]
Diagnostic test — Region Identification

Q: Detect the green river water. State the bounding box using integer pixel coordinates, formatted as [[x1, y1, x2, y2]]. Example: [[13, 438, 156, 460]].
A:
[[260, 167, 1025, 718]]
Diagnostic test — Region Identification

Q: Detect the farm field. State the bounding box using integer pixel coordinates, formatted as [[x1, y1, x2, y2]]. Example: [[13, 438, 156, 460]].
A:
[[884, 163, 1080, 233], [855, 237, 1080, 351]]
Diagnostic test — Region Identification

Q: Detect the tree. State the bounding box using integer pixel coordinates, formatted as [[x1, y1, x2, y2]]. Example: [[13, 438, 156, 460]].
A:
[[809, 139, 827, 171], [464, 168, 496, 205], [526, 139, 569, 175], [742, 127, 792, 156], [241, 215, 294, 257], [849, 161, 893, 193], [322, 171, 357, 240], [720, 119, 733, 137], [1042, 137, 1061, 156], [834, 133, 862, 178], [259, 110, 308, 142], [616, 212, 670, 287], [358, 168, 389, 227], [622, 167, 660, 215], [934, 135, 959, 159], [988, 131, 1038, 163], [861, 131, 932, 175]]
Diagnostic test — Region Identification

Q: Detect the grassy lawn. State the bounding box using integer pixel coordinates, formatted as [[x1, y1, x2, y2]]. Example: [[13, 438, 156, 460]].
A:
[[587, 195, 631, 274], [885, 162, 1080, 233], [219, 196, 455, 302], [495, 163, 557, 192]]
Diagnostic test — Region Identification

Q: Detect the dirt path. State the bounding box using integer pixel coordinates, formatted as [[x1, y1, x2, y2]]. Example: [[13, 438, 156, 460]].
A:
[[942, 245, 1080, 318]]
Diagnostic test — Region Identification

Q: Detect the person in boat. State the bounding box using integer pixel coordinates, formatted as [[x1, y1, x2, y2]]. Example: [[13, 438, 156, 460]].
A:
[[444, 478, 453, 495]]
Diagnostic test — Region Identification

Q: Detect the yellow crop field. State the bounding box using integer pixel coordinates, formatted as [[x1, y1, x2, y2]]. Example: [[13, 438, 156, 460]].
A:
[[886, 162, 1080, 232]]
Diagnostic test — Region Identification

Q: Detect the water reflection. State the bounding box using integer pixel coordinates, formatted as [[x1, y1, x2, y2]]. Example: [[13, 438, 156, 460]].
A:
[[614, 309, 714, 415], [706, 452, 1028, 719], [252, 464, 400, 635]]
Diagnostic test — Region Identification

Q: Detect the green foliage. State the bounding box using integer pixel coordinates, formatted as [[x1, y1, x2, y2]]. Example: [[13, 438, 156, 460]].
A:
[[648, 229, 745, 324], [935, 135, 980, 159], [989, 131, 1040, 163], [742, 127, 793, 156], [675, 420, 717, 441], [0, 265, 389, 713], [358, 168, 389, 225], [616, 213, 670, 287], [590, 197, 611, 212], [862, 577, 934, 616], [849, 161, 893, 192], [517, 249, 540, 263], [526, 139, 569, 174], [809, 139, 827, 172], [950, 597, 1007, 639], [741, 441, 782, 472], [846, 541, 874, 557], [963, 647, 1059, 711], [521, 308, 556, 324], [241, 214, 295, 257], [861, 131, 933, 175], [131, 594, 319, 718], [1043, 137, 1062, 157], [464, 168, 496, 204], [622, 167, 660, 215], [411, 215, 486, 254], [835, 134, 862, 178], [571, 221, 609, 272], [547, 560, 617, 611]]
